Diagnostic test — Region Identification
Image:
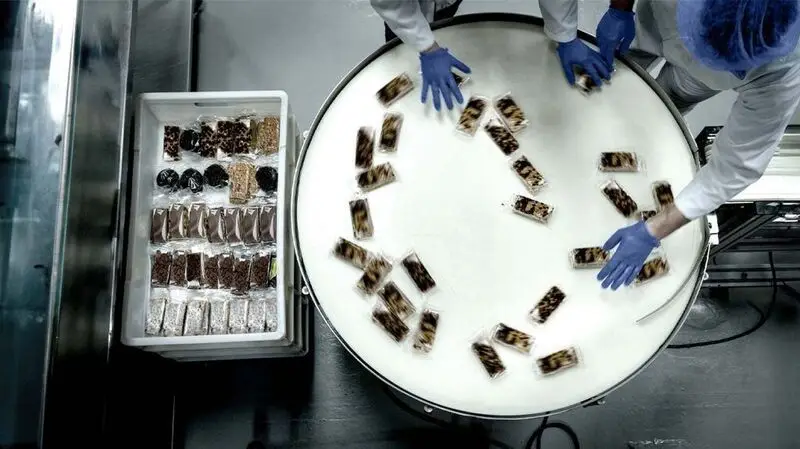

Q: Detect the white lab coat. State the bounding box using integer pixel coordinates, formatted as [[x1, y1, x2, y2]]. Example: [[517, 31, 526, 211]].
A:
[[370, 0, 461, 52]]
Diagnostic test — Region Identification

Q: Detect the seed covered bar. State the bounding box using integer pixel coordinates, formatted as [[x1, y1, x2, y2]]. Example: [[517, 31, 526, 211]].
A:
[[356, 255, 392, 295], [162, 299, 187, 337], [484, 118, 519, 156], [356, 162, 396, 192], [349, 198, 374, 240], [145, 296, 166, 336], [639, 210, 657, 221], [232, 255, 251, 295], [228, 162, 252, 204], [250, 252, 271, 289], [601, 179, 638, 218], [376, 281, 415, 320], [183, 299, 209, 336], [401, 252, 436, 293], [494, 93, 528, 134], [511, 155, 546, 193], [599, 152, 640, 172], [376, 73, 414, 107], [228, 299, 249, 334], [635, 257, 670, 285], [652, 181, 675, 210], [569, 247, 610, 269], [537, 348, 579, 375], [379, 112, 403, 153], [201, 253, 219, 288], [530, 286, 567, 324], [412, 309, 440, 353], [456, 96, 488, 136], [218, 252, 235, 289], [472, 341, 506, 379], [209, 299, 229, 335], [247, 299, 267, 333], [251, 116, 280, 155], [492, 323, 534, 353], [512, 195, 554, 223], [170, 251, 188, 287], [372, 303, 410, 342], [355, 127, 374, 169]]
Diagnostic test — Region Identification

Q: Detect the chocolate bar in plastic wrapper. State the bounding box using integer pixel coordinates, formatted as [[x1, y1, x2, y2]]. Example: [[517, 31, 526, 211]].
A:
[[186, 252, 202, 289], [355, 127, 374, 169], [332, 238, 371, 269], [228, 162, 252, 204], [635, 257, 670, 285], [207, 207, 225, 244], [379, 113, 403, 152], [601, 179, 638, 218], [187, 203, 208, 239], [223, 207, 242, 245], [401, 252, 436, 294], [640, 210, 657, 221], [484, 117, 519, 156], [492, 323, 534, 353], [376, 281, 415, 320], [258, 205, 276, 243], [472, 340, 506, 379], [169, 250, 188, 287], [167, 204, 188, 241], [150, 208, 168, 244], [232, 254, 251, 295], [163, 125, 181, 161], [371, 303, 409, 342], [537, 347, 579, 376], [511, 155, 546, 193], [530, 286, 566, 324], [349, 198, 373, 240], [251, 116, 280, 155], [599, 152, 640, 172], [494, 93, 528, 134], [201, 253, 219, 288], [228, 298, 249, 334], [218, 252, 235, 289], [376, 72, 414, 107], [250, 252, 271, 289], [412, 309, 440, 354], [151, 251, 172, 287], [199, 122, 219, 158], [569, 247, 609, 269], [456, 96, 488, 136], [652, 181, 675, 210], [183, 299, 209, 336], [209, 297, 229, 335], [162, 296, 187, 337], [356, 255, 392, 295], [145, 295, 166, 336], [240, 206, 261, 245], [511, 195, 554, 223], [356, 162, 396, 192]]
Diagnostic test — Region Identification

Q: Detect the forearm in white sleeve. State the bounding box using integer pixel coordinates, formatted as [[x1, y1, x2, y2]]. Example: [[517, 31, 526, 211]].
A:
[[370, 0, 435, 52], [675, 70, 800, 220], [538, 0, 578, 42]]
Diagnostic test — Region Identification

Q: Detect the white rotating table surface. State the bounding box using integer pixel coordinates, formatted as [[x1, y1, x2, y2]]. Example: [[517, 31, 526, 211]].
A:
[[292, 14, 709, 419]]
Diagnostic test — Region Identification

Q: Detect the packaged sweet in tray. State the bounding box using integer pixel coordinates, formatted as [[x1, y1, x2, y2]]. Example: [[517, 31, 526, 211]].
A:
[[376, 72, 414, 107], [223, 207, 242, 245], [186, 252, 202, 289], [412, 309, 440, 353], [162, 297, 187, 337], [492, 323, 533, 353], [494, 93, 528, 134], [247, 163, 260, 198], [511, 195, 554, 223], [250, 252, 271, 289], [401, 252, 436, 293], [530, 286, 566, 324], [183, 299, 209, 336], [332, 237, 370, 269], [376, 281, 415, 320], [228, 162, 253, 204], [484, 117, 519, 156], [199, 122, 219, 158], [169, 250, 188, 287], [258, 205, 276, 243], [218, 252, 235, 289], [356, 254, 392, 295], [569, 247, 609, 269], [349, 198, 373, 240], [640, 210, 657, 221], [240, 206, 261, 245], [209, 297, 229, 335], [204, 164, 229, 188], [511, 155, 546, 193], [179, 168, 204, 193], [232, 254, 252, 295], [247, 299, 267, 333], [456, 96, 488, 136], [355, 127, 374, 169], [150, 208, 168, 244], [151, 251, 172, 287], [167, 204, 188, 241], [379, 112, 403, 152], [201, 253, 219, 288], [163, 125, 181, 161], [601, 179, 638, 218], [537, 347, 579, 375], [372, 303, 409, 342], [145, 295, 166, 336], [207, 207, 225, 244], [228, 298, 249, 334], [574, 68, 598, 94], [472, 340, 506, 379], [599, 152, 640, 172], [268, 252, 279, 288], [179, 128, 199, 152], [635, 257, 669, 285], [216, 120, 250, 156], [652, 181, 674, 210], [187, 203, 208, 239], [255, 166, 278, 193], [156, 169, 179, 191], [356, 162, 396, 192], [251, 116, 280, 155]]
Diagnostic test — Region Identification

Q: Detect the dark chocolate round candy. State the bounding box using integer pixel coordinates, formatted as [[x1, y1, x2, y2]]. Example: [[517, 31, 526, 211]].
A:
[[204, 164, 229, 188], [179, 168, 204, 193], [179, 129, 199, 151], [156, 169, 179, 189], [255, 166, 278, 192]]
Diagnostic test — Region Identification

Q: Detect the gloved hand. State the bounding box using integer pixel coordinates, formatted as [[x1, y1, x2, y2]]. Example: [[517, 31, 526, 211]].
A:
[[597, 221, 660, 290], [556, 39, 611, 87], [596, 8, 636, 67], [419, 47, 471, 111]]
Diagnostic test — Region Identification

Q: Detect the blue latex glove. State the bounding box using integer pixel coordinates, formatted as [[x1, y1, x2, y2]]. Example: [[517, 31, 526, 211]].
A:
[[597, 221, 660, 290], [596, 8, 636, 67], [556, 39, 611, 87], [419, 47, 471, 111]]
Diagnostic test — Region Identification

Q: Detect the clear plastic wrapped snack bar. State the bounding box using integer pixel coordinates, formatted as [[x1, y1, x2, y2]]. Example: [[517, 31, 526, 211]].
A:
[[569, 247, 609, 269], [456, 96, 488, 137], [356, 254, 392, 295], [355, 127, 375, 169], [376, 281, 416, 320], [493, 93, 528, 134], [349, 198, 374, 240], [471, 339, 506, 379], [412, 309, 440, 354], [379, 112, 403, 152], [492, 323, 533, 353], [536, 347, 579, 376], [530, 286, 566, 324], [401, 251, 436, 294], [376, 73, 414, 107], [356, 162, 396, 192], [372, 302, 410, 342], [332, 237, 371, 269], [601, 179, 638, 218]]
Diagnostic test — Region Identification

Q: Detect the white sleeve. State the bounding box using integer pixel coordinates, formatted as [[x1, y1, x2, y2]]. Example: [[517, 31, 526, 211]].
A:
[[538, 0, 578, 43], [675, 69, 800, 220], [370, 0, 435, 52]]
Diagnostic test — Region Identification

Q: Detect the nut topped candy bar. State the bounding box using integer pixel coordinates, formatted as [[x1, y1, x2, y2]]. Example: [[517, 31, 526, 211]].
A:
[[356, 255, 392, 294], [494, 93, 528, 134], [372, 303, 410, 342], [456, 96, 488, 136], [601, 179, 638, 218], [349, 198, 374, 240], [530, 286, 566, 324], [652, 181, 675, 210], [356, 162, 396, 192], [537, 347, 579, 375], [199, 122, 219, 158], [376, 73, 414, 107], [492, 323, 534, 353], [511, 195, 554, 224], [599, 152, 640, 172], [355, 127, 374, 169], [412, 309, 440, 353], [332, 238, 371, 269], [376, 281, 416, 320], [511, 155, 546, 193], [472, 341, 506, 379], [163, 125, 181, 161], [379, 112, 403, 152], [401, 252, 436, 293], [635, 257, 669, 285], [483, 118, 519, 156], [569, 247, 610, 269]]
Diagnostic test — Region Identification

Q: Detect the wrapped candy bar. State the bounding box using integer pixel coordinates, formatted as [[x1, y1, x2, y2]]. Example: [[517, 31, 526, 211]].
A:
[[228, 298, 249, 334], [530, 286, 566, 324], [201, 253, 219, 289], [456, 96, 488, 136], [569, 247, 610, 269], [511, 195, 554, 223], [250, 252, 271, 289], [199, 122, 219, 158], [349, 198, 373, 240], [376, 73, 414, 107], [601, 179, 638, 218], [492, 323, 534, 353], [356, 162, 396, 192], [150, 208, 168, 244], [401, 252, 436, 293], [145, 295, 166, 336], [232, 254, 251, 295], [635, 257, 670, 285], [217, 120, 250, 156], [163, 125, 181, 161], [484, 117, 519, 156], [251, 116, 280, 155], [372, 303, 409, 342], [332, 237, 370, 269], [379, 113, 403, 152], [223, 207, 242, 245], [268, 253, 278, 288], [412, 309, 440, 354], [186, 252, 202, 289], [169, 250, 188, 287], [228, 162, 252, 204], [356, 254, 392, 295], [240, 206, 261, 245], [187, 203, 208, 239], [355, 127, 374, 169], [376, 281, 415, 320], [218, 252, 235, 289], [537, 347, 579, 376], [207, 207, 225, 244], [167, 204, 188, 241], [652, 181, 675, 210], [493, 93, 528, 134], [151, 251, 172, 287], [472, 339, 506, 379], [258, 205, 276, 243], [209, 297, 229, 335], [162, 295, 187, 337], [247, 299, 267, 333], [183, 299, 209, 336], [599, 152, 640, 172], [511, 155, 546, 193]]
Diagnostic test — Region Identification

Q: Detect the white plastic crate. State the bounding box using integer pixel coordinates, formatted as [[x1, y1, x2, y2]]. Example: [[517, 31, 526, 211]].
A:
[[121, 91, 295, 358]]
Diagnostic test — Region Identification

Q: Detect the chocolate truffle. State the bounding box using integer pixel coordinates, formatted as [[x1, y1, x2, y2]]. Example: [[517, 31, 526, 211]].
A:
[[204, 164, 229, 188], [179, 168, 204, 193], [156, 169, 179, 190], [255, 166, 278, 193]]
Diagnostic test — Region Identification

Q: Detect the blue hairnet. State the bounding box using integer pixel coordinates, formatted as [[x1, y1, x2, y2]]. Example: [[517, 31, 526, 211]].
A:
[[677, 0, 800, 72]]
